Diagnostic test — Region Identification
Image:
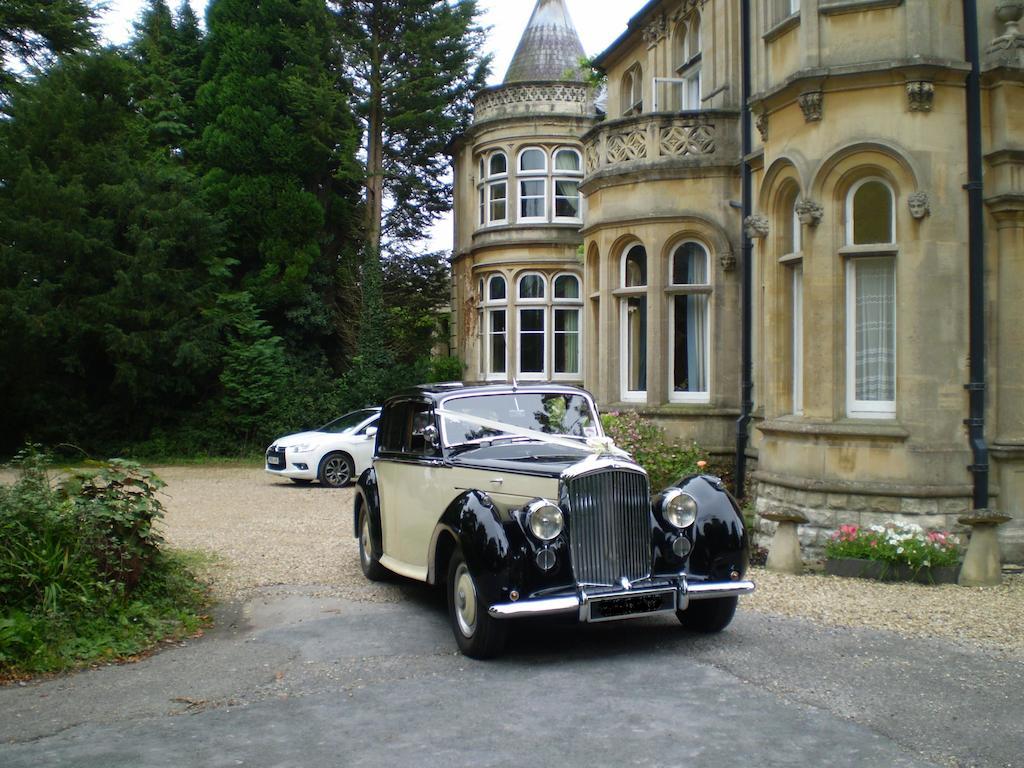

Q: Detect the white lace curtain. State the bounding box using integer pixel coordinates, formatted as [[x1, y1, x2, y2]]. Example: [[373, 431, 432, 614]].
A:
[[854, 258, 896, 402]]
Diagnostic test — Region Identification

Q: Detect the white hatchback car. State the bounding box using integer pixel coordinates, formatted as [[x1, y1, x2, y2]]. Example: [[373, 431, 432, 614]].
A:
[[265, 408, 381, 488]]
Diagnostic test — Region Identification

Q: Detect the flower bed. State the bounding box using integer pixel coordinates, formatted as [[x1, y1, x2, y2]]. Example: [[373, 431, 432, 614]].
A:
[[824, 523, 961, 585]]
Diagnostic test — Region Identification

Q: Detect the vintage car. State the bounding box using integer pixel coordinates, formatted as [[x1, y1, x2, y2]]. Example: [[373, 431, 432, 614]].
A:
[[353, 383, 753, 658]]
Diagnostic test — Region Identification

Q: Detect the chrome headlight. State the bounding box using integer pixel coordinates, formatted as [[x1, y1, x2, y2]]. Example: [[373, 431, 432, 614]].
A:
[[526, 500, 564, 541], [663, 489, 698, 529]]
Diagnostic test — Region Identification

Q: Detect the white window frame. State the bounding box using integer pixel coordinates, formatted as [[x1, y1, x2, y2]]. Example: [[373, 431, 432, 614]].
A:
[[552, 272, 583, 380], [792, 264, 804, 415], [845, 256, 897, 419], [482, 274, 508, 380], [478, 150, 508, 227], [516, 272, 548, 380], [552, 148, 583, 223], [619, 243, 648, 403], [517, 147, 548, 224], [667, 242, 712, 404], [622, 65, 643, 115], [846, 177, 896, 246]]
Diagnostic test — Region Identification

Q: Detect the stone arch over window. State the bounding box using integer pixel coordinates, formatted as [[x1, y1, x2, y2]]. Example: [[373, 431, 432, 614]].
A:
[[618, 241, 648, 401]]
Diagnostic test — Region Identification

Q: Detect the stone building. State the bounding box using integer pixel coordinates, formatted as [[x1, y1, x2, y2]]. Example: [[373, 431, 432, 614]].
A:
[[449, 0, 1024, 562]]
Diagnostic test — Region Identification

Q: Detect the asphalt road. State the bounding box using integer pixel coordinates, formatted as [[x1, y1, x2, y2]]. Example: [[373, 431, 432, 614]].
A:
[[1, 582, 1021, 768]]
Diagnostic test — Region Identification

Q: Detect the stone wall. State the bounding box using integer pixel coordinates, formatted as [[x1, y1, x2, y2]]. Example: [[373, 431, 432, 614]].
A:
[[753, 481, 972, 560]]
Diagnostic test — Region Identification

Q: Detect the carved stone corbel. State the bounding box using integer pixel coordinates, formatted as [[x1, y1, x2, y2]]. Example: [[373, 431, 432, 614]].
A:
[[906, 81, 935, 112], [756, 111, 769, 142], [744, 214, 770, 240], [798, 91, 823, 123], [720, 252, 737, 272], [909, 191, 932, 220], [796, 199, 824, 227]]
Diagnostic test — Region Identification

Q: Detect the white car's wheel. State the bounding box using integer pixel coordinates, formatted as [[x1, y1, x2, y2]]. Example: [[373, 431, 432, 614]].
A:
[[319, 453, 353, 488]]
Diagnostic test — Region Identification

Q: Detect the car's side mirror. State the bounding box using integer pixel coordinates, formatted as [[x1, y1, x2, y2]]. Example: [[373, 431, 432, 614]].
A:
[[365, 426, 378, 439], [422, 424, 440, 450]]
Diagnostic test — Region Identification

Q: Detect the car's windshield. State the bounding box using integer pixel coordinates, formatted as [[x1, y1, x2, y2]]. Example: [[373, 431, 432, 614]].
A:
[[317, 409, 377, 434], [441, 393, 598, 447]]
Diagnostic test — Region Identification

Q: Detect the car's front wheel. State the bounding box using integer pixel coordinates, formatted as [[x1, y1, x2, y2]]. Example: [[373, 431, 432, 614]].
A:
[[676, 596, 738, 633], [318, 452, 353, 488], [446, 550, 508, 659]]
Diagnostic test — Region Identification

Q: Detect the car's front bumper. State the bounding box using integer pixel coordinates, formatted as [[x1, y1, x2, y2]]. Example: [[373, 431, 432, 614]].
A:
[[265, 447, 317, 480], [487, 576, 755, 623]]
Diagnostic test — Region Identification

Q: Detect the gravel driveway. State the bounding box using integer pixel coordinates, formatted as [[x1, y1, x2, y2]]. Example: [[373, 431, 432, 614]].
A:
[[156, 466, 1024, 658]]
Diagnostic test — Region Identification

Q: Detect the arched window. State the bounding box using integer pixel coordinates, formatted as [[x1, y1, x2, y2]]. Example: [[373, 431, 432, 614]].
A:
[[553, 148, 583, 222], [620, 244, 648, 401], [671, 14, 702, 111], [847, 178, 895, 245], [517, 272, 547, 378], [844, 177, 897, 418], [668, 242, 710, 402], [553, 274, 582, 377], [482, 274, 508, 379], [477, 151, 508, 227], [622, 64, 643, 115], [518, 147, 548, 222]]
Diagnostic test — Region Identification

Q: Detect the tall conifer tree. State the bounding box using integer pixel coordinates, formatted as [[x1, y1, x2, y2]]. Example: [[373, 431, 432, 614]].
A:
[[196, 0, 363, 360], [332, 0, 490, 256], [0, 0, 96, 105]]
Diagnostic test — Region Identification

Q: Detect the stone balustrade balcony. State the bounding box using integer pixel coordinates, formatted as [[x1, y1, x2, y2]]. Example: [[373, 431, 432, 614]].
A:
[[581, 111, 741, 186]]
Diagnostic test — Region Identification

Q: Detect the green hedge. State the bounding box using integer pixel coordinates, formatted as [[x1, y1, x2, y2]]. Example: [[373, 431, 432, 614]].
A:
[[601, 411, 710, 491]]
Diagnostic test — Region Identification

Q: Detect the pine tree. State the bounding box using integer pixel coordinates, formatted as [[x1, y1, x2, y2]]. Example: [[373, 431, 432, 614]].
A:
[[331, 0, 490, 256], [0, 0, 97, 106]]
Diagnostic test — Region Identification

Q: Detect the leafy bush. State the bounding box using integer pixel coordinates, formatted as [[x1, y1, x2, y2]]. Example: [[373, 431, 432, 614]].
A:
[[825, 523, 960, 571], [601, 410, 709, 491], [0, 448, 208, 674]]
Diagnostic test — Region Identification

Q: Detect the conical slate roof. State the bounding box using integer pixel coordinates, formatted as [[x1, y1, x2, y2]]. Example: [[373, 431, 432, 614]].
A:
[[503, 0, 587, 84]]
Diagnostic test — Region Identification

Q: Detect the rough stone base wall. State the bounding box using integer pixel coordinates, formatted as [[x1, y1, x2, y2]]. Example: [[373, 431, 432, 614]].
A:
[[753, 482, 973, 561]]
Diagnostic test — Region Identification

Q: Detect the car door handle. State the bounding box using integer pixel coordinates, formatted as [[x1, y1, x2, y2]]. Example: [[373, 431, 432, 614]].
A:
[[490, 478, 504, 487]]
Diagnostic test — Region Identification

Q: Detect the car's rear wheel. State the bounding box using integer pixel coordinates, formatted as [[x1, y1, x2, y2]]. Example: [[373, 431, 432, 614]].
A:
[[676, 596, 738, 633], [318, 452, 353, 488], [446, 550, 507, 659], [358, 508, 387, 581]]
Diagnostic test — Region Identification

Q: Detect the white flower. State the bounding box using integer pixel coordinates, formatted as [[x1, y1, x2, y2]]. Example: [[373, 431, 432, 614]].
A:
[[897, 547, 904, 554]]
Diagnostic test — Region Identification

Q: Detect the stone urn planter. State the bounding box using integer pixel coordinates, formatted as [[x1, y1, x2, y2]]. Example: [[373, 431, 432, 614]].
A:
[[824, 558, 961, 585]]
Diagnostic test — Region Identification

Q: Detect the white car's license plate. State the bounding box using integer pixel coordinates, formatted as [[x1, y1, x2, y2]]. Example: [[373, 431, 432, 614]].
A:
[[267, 455, 281, 465]]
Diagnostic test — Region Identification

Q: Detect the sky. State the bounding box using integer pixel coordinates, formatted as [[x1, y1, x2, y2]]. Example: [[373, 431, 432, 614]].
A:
[[97, 0, 648, 250]]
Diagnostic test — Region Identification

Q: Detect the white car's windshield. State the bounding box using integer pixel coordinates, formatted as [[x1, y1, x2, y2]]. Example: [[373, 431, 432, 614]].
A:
[[317, 409, 377, 434], [441, 393, 598, 447]]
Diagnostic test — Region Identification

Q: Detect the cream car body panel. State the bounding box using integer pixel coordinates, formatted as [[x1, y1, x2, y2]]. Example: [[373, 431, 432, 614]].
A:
[[447, 465, 560, 517], [375, 457, 451, 573]]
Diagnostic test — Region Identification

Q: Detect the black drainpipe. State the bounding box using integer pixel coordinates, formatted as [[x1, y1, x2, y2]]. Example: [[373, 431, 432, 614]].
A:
[[962, 0, 989, 511], [735, 0, 754, 500]]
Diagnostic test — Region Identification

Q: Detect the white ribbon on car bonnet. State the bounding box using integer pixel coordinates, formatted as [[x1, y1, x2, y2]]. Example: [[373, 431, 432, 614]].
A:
[[432, 408, 630, 458]]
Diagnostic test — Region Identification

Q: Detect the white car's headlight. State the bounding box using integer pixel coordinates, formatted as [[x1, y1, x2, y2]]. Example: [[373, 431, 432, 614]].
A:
[[663, 489, 698, 529], [288, 443, 315, 453], [526, 500, 564, 541]]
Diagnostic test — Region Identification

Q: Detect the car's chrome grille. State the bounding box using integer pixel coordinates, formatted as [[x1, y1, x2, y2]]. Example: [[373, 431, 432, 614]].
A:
[[563, 469, 652, 586]]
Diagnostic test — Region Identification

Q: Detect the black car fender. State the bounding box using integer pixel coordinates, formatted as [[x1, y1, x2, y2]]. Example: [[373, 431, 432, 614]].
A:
[[353, 468, 383, 557], [427, 490, 528, 607], [654, 475, 749, 581]]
